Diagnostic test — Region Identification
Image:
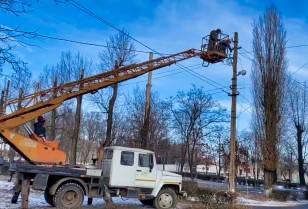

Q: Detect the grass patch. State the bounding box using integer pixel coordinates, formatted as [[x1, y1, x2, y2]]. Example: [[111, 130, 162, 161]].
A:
[[182, 180, 236, 204], [270, 190, 291, 202]]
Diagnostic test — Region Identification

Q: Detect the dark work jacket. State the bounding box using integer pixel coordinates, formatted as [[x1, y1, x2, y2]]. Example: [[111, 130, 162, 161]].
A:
[[210, 30, 219, 41], [218, 40, 232, 53], [34, 122, 46, 137], [208, 30, 220, 51]]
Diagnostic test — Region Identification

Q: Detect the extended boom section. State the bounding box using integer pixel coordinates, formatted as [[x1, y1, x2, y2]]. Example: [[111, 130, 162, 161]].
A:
[[0, 49, 214, 165], [0, 49, 203, 130]]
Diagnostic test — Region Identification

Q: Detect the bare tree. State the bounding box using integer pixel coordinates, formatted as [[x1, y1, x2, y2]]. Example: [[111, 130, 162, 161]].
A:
[[78, 112, 106, 164], [0, 0, 32, 15], [93, 29, 136, 167], [122, 87, 171, 152], [206, 126, 230, 176], [251, 6, 287, 196], [0, 0, 35, 77], [171, 84, 228, 177], [36, 51, 92, 164], [286, 80, 308, 186], [244, 127, 262, 186]]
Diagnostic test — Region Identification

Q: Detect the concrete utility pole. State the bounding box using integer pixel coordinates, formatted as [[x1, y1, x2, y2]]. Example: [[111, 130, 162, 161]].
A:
[[71, 69, 84, 166], [229, 32, 239, 193], [141, 52, 153, 149], [51, 76, 58, 140]]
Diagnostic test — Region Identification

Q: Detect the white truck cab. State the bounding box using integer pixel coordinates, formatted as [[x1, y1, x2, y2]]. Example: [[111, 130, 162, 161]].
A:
[[102, 146, 185, 208], [13, 146, 185, 209]]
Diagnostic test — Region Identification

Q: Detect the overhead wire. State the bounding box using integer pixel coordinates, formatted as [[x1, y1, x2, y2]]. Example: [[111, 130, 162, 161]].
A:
[[240, 46, 308, 89], [66, 0, 230, 94], [238, 44, 308, 55], [237, 45, 308, 118], [0, 27, 154, 54], [121, 64, 229, 94], [1, 26, 230, 94], [66, 0, 159, 53]]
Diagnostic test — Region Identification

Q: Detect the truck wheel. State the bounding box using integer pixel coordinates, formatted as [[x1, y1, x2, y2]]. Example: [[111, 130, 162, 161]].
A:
[[154, 188, 177, 209], [53, 183, 84, 208], [140, 199, 154, 205], [44, 190, 55, 207]]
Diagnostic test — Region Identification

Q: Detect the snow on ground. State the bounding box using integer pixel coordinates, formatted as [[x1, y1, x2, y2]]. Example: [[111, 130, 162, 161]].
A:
[[1, 175, 308, 208], [184, 177, 308, 207], [238, 197, 308, 207], [0, 177, 143, 208]]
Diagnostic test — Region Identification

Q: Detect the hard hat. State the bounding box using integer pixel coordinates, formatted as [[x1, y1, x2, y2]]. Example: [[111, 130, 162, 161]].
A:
[[37, 116, 45, 122], [226, 38, 231, 43], [216, 28, 221, 33]]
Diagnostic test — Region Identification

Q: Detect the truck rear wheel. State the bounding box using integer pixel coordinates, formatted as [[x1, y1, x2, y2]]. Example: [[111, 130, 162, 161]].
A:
[[44, 189, 54, 207], [53, 183, 84, 208], [154, 188, 177, 209]]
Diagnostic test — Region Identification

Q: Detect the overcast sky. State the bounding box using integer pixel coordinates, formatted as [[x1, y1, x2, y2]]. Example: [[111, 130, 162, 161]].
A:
[[1, 0, 308, 131]]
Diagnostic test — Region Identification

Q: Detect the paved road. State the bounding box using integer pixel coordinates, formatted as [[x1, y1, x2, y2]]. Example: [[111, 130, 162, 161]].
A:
[[185, 178, 308, 209], [187, 177, 265, 195], [251, 203, 308, 209]]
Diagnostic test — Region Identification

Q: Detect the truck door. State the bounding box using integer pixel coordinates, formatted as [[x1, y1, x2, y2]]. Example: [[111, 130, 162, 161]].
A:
[[135, 153, 156, 188]]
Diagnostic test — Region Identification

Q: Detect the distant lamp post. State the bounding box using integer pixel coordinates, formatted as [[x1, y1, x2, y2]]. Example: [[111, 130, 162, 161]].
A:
[[228, 32, 246, 193], [237, 70, 246, 76]]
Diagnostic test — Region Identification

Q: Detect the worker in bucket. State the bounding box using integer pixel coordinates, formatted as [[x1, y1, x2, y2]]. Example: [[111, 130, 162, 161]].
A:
[[34, 116, 46, 141], [208, 28, 221, 51], [218, 38, 233, 54]]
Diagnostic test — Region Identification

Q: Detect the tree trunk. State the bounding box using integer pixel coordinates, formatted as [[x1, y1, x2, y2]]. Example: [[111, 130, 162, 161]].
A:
[[296, 125, 306, 186], [50, 77, 58, 141], [70, 70, 84, 166], [264, 169, 277, 197], [8, 88, 22, 162], [180, 143, 187, 173], [105, 83, 118, 146]]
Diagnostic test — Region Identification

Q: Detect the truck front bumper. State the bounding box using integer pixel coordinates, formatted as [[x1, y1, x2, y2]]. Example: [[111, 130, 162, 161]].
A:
[[179, 191, 187, 198]]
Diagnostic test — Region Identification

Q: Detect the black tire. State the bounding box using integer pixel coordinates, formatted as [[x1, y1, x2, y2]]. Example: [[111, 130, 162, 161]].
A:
[[44, 189, 55, 207], [140, 199, 154, 205], [53, 183, 84, 208], [154, 188, 177, 209]]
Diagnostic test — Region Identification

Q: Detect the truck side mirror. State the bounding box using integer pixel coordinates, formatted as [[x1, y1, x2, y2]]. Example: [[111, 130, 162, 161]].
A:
[[149, 154, 154, 172]]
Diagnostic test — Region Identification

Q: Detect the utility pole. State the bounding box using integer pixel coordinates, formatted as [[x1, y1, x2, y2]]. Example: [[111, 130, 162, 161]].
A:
[[229, 32, 239, 193], [70, 69, 84, 166], [141, 52, 153, 149], [51, 76, 58, 140]]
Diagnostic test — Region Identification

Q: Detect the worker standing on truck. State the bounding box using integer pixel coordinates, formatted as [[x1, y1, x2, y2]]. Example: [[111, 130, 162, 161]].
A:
[[34, 116, 46, 141], [208, 28, 221, 51]]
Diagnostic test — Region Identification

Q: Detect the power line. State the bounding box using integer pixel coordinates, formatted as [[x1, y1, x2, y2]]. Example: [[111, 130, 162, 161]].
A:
[[66, 0, 159, 53], [0, 27, 154, 54], [239, 44, 308, 55], [121, 64, 229, 92], [66, 0, 230, 93], [240, 47, 308, 80], [2, 26, 231, 93], [290, 61, 308, 76]]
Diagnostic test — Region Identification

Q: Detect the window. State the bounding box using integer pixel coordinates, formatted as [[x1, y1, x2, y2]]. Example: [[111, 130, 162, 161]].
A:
[[105, 150, 113, 159], [139, 154, 151, 167], [120, 151, 134, 166]]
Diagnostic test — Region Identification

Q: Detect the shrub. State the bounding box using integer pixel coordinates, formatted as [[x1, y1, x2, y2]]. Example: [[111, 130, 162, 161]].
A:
[[270, 190, 291, 201], [182, 181, 236, 204]]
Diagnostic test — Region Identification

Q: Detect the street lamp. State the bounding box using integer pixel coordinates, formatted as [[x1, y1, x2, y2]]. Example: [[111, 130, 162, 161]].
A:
[[228, 32, 246, 193], [237, 70, 246, 76]]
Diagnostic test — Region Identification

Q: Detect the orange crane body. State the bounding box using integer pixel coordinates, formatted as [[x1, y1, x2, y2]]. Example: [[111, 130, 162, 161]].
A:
[[0, 48, 227, 165]]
